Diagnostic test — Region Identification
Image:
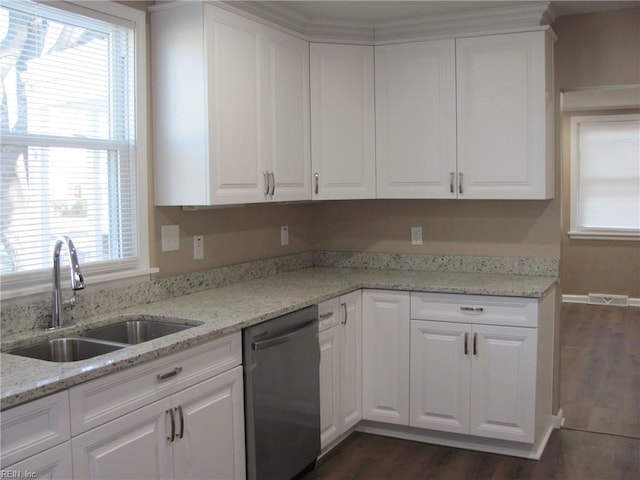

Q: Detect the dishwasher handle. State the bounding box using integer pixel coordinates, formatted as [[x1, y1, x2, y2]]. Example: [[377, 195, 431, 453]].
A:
[[252, 320, 315, 351]]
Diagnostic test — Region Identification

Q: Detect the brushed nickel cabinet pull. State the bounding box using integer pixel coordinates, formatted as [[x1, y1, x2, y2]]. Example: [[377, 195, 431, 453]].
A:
[[314, 172, 319, 195], [459, 172, 463, 195], [341, 302, 348, 325], [166, 408, 176, 442], [319, 311, 333, 320], [450, 172, 455, 194], [157, 366, 183, 381], [270, 172, 276, 196], [464, 332, 468, 355], [473, 332, 478, 356], [264, 171, 270, 195], [176, 406, 185, 439]]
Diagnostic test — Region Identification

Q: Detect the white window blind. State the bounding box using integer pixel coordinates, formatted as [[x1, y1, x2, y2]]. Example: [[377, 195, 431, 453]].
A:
[[0, 0, 146, 293], [570, 113, 640, 240]]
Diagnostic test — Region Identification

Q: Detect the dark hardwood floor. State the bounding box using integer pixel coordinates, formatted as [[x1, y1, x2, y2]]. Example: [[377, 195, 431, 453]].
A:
[[560, 303, 639, 438], [306, 303, 640, 480]]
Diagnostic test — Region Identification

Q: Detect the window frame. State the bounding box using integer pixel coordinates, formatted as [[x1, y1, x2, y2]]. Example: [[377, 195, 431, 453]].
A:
[[569, 112, 640, 241], [0, 0, 157, 300]]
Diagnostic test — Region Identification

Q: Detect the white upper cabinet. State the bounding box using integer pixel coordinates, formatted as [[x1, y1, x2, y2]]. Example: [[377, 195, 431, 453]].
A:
[[456, 30, 554, 199], [152, 4, 310, 206], [310, 43, 376, 200], [375, 40, 457, 198], [375, 30, 554, 200], [264, 30, 311, 202]]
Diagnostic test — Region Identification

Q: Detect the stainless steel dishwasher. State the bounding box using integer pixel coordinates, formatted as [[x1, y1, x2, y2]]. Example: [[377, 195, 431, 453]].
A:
[[243, 306, 320, 480]]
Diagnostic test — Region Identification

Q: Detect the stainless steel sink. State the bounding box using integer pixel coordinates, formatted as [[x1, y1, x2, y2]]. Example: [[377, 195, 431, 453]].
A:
[[6, 337, 126, 362], [80, 319, 199, 345]]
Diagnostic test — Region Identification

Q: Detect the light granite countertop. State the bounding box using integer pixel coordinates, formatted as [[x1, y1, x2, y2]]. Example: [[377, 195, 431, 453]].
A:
[[0, 267, 557, 410]]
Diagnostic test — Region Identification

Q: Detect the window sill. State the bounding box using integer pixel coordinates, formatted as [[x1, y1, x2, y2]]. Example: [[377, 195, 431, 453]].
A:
[[568, 231, 640, 241], [0, 267, 160, 302]]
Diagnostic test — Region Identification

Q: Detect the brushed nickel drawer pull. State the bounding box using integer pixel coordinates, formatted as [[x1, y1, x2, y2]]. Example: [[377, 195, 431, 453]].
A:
[[460, 306, 484, 313], [157, 366, 183, 381], [319, 312, 333, 320]]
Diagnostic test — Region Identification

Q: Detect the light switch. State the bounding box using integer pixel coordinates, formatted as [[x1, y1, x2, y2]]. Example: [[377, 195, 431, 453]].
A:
[[161, 225, 180, 252]]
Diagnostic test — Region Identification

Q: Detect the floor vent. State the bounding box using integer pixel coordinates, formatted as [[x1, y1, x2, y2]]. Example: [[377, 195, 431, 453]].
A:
[[587, 293, 629, 307]]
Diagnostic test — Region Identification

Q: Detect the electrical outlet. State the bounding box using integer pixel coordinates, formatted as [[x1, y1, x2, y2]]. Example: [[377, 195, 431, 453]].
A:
[[281, 225, 289, 246], [161, 225, 180, 252], [193, 235, 204, 260], [411, 226, 423, 245]]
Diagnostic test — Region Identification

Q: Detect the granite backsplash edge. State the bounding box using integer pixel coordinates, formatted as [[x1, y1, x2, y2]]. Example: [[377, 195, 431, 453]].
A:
[[1, 251, 558, 337]]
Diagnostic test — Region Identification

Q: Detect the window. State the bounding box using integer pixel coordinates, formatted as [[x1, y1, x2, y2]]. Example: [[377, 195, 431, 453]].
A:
[[569, 113, 640, 240], [0, 0, 152, 298]]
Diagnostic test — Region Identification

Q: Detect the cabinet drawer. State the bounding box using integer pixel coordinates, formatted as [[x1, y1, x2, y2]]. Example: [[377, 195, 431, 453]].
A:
[[318, 298, 341, 332], [70, 332, 241, 435], [1, 391, 71, 468], [410, 293, 538, 327]]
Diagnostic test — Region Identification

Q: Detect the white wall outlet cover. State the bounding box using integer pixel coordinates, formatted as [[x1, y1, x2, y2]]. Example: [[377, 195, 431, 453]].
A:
[[193, 235, 204, 260], [411, 226, 423, 245], [281, 225, 289, 246], [161, 225, 180, 252]]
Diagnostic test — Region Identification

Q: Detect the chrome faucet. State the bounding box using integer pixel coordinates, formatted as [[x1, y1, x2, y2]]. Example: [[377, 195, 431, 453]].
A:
[[51, 235, 85, 329]]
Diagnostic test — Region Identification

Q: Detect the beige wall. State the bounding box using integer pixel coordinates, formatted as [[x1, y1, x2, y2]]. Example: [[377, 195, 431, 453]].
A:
[[555, 8, 640, 298], [153, 204, 313, 276], [311, 199, 560, 258]]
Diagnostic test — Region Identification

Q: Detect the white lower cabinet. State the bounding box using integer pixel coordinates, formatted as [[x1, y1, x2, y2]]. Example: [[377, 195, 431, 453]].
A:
[[72, 366, 245, 480], [410, 320, 537, 442], [318, 291, 363, 450], [358, 289, 555, 458], [362, 290, 410, 425], [1, 333, 245, 480], [4, 442, 73, 480]]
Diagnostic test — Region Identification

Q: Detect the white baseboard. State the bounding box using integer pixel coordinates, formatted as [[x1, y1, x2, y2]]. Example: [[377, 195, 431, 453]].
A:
[[355, 420, 554, 460], [562, 294, 640, 307]]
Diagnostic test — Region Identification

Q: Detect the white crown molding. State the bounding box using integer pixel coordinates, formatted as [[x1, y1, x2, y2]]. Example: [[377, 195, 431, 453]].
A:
[[220, 1, 555, 44], [375, 2, 556, 44]]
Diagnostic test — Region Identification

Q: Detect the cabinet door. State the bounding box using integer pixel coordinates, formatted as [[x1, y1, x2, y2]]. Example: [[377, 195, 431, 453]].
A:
[[5, 442, 72, 480], [319, 325, 341, 449], [172, 366, 245, 480], [340, 290, 363, 431], [205, 5, 266, 204], [1, 390, 70, 468], [456, 31, 552, 199], [264, 30, 311, 201], [410, 320, 471, 434], [375, 40, 457, 198], [470, 324, 537, 442], [151, 3, 209, 206], [362, 290, 410, 425], [72, 398, 173, 480], [310, 43, 376, 200]]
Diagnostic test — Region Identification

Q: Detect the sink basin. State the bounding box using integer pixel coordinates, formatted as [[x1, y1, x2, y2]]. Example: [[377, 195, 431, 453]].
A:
[[80, 319, 199, 345], [6, 338, 126, 362]]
